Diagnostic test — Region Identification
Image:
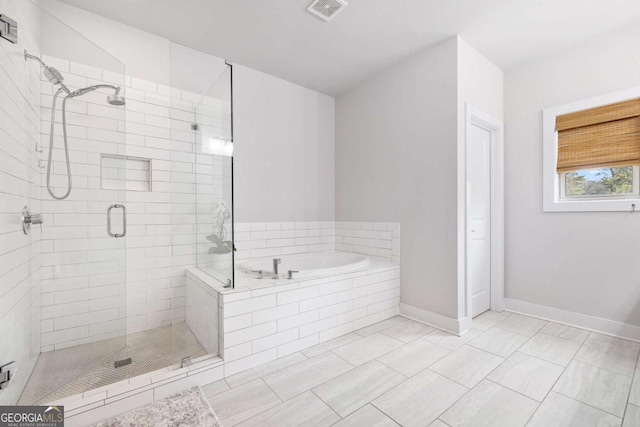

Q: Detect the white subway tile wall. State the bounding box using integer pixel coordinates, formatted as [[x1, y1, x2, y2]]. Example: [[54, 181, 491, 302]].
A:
[[234, 221, 400, 263], [185, 274, 219, 354], [39, 55, 231, 350], [219, 263, 401, 376], [0, 1, 43, 405]]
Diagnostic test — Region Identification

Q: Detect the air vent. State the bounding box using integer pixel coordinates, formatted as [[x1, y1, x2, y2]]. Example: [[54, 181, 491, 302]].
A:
[[307, 0, 348, 22]]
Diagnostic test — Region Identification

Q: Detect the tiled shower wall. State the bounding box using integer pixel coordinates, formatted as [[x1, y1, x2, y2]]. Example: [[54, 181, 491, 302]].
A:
[[0, 0, 42, 405], [39, 56, 230, 350]]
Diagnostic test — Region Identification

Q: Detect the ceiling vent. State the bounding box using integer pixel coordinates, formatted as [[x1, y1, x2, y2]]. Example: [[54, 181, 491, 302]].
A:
[[307, 0, 348, 22]]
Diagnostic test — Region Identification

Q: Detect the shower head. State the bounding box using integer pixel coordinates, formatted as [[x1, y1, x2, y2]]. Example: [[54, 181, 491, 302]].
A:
[[107, 94, 126, 106], [107, 87, 125, 106], [68, 85, 125, 106]]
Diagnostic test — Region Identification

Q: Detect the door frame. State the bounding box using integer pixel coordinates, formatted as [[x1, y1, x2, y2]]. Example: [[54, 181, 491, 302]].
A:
[[462, 104, 505, 324]]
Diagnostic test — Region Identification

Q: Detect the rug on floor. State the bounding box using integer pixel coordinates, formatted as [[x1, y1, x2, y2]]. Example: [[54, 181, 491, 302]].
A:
[[94, 387, 222, 427]]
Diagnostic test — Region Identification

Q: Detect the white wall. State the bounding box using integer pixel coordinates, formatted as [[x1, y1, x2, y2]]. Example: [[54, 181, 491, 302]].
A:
[[37, 0, 171, 87], [0, 0, 42, 405], [234, 66, 335, 222], [456, 38, 504, 319], [504, 23, 640, 326], [336, 38, 459, 319], [336, 37, 503, 326]]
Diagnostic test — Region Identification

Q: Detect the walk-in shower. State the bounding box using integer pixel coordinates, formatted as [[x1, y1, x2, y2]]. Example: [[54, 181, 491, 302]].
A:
[[25, 50, 126, 200], [0, 0, 233, 411]]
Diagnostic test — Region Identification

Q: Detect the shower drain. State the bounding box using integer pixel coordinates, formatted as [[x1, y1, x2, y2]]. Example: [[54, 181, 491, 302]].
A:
[[114, 358, 132, 368]]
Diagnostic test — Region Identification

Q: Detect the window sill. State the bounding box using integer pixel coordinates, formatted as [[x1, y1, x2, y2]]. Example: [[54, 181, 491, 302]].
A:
[[543, 198, 640, 213]]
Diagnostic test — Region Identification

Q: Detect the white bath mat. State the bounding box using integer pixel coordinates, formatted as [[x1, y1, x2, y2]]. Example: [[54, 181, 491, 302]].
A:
[[94, 387, 222, 427]]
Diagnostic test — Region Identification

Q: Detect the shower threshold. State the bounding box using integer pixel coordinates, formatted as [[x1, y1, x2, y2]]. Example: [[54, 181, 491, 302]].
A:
[[19, 323, 208, 405]]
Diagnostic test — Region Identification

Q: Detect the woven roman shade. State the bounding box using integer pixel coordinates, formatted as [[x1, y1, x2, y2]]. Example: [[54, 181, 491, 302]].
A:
[[556, 98, 640, 173]]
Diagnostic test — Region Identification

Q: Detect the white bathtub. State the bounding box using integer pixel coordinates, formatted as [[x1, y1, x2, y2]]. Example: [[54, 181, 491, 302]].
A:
[[240, 251, 370, 279]]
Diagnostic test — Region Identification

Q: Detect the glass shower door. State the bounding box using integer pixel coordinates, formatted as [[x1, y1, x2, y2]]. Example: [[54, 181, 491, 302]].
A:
[[195, 65, 234, 287], [15, 1, 129, 404]]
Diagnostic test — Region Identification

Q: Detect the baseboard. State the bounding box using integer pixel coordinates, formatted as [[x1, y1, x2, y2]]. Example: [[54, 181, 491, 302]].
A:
[[399, 303, 464, 336], [505, 298, 640, 343]]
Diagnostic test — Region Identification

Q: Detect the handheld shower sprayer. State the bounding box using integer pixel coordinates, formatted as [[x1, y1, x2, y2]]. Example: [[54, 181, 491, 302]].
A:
[[24, 50, 70, 94], [24, 50, 126, 200]]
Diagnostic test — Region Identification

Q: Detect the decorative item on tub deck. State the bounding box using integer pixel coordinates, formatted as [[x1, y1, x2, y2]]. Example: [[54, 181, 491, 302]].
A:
[[208, 201, 233, 269]]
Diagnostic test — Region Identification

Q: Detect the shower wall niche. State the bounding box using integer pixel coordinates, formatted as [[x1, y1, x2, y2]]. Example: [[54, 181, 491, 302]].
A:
[[0, 0, 233, 406]]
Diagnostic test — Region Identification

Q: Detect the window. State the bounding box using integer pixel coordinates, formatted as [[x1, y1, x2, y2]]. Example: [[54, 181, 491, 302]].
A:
[[561, 166, 639, 199], [543, 88, 640, 212]]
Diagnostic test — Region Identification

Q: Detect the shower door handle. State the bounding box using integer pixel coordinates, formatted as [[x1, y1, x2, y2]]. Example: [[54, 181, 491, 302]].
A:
[[107, 204, 127, 238]]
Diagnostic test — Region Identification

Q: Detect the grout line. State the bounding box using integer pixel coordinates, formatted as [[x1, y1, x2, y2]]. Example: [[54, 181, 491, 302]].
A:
[[526, 327, 615, 423], [550, 391, 624, 421], [620, 344, 640, 422], [310, 388, 344, 424]]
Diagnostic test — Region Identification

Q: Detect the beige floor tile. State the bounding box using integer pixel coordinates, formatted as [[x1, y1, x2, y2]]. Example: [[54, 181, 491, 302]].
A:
[[313, 360, 406, 417], [236, 391, 340, 427], [518, 333, 581, 366], [467, 328, 529, 357], [471, 310, 512, 331], [428, 421, 449, 427], [262, 352, 353, 401], [430, 345, 504, 388], [208, 379, 281, 426], [225, 352, 307, 388], [494, 313, 547, 337], [424, 329, 482, 350], [333, 333, 403, 366], [302, 333, 362, 359], [381, 319, 435, 343], [355, 316, 408, 337], [527, 392, 621, 427], [588, 333, 640, 351], [488, 352, 564, 401], [629, 369, 640, 406], [372, 369, 468, 427], [623, 403, 640, 427], [201, 379, 230, 399], [574, 337, 639, 377], [440, 380, 538, 427], [332, 404, 398, 427], [553, 360, 632, 417], [540, 323, 590, 343], [378, 339, 450, 377]]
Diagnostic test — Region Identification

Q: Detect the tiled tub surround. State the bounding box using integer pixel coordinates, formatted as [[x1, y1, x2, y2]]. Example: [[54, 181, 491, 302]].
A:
[[187, 224, 401, 378], [38, 55, 230, 350], [186, 273, 219, 354], [234, 221, 400, 263]]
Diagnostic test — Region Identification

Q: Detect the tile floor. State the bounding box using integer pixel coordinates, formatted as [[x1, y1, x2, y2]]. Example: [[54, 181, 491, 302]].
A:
[[202, 312, 640, 426], [20, 323, 208, 404]]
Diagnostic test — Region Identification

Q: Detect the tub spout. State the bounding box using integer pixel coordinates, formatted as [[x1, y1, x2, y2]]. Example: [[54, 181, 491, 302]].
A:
[[272, 258, 282, 279]]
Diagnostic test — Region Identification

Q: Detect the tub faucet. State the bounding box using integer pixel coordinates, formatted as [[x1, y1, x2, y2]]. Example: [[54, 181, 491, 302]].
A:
[[272, 258, 281, 279]]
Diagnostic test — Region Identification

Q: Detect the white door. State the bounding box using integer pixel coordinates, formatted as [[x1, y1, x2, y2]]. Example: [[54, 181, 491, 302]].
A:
[[467, 124, 492, 317]]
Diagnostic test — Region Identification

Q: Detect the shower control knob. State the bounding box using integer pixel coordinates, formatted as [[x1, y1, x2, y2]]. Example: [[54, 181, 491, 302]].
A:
[[22, 207, 44, 235]]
